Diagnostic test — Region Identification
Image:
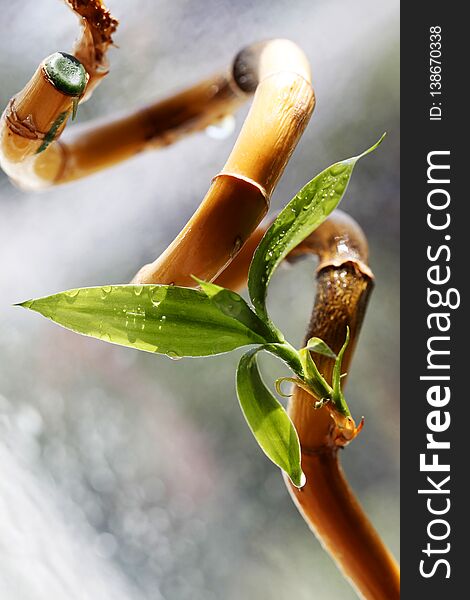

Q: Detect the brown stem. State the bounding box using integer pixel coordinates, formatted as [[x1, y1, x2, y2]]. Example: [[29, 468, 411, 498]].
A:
[[216, 209, 400, 599], [132, 39, 314, 286], [1, 37, 313, 200], [0, 0, 118, 189], [66, 0, 118, 100]]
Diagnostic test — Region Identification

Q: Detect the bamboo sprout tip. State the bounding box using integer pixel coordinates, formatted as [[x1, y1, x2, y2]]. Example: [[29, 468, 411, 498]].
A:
[[43, 52, 87, 97]]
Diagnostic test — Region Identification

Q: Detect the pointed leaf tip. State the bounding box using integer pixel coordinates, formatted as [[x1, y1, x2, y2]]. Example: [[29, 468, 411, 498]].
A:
[[14, 299, 33, 309], [305, 337, 337, 359], [248, 135, 385, 320], [15, 285, 272, 357], [355, 132, 387, 161]]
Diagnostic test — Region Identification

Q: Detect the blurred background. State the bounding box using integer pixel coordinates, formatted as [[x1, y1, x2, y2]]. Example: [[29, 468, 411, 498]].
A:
[[0, 0, 399, 598]]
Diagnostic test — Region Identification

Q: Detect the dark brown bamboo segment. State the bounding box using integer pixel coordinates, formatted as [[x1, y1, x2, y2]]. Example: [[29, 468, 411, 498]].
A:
[[287, 225, 399, 599]]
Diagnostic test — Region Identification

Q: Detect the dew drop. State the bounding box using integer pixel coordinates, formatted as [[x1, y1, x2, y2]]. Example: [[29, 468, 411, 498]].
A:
[[100, 286, 112, 300], [205, 114, 236, 140], [65, 289, 80, 303], [226, 302, 241, 317], [134, 285, 144, 296], [167, 350, 182, 361], [331, 163, 347, 176], [151, 287, 166, 308]]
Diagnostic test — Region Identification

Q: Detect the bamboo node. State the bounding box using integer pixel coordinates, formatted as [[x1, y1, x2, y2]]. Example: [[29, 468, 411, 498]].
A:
[[212, 171, 270, 205], [4, 100, 46, 141], [317, 258, 374, 281]]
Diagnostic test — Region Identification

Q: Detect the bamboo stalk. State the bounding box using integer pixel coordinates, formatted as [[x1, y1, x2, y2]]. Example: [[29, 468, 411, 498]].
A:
[[1, 38, 313, 207], [133, 39, 314, 286], [48, 74, 248, 184], [3, 3, 396, 594], [0, 54, 87, 188], [0, 0, 118, 189], [215, 210, 400, 599]]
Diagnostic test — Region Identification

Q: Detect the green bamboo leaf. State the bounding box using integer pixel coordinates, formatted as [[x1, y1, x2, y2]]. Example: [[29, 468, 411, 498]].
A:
[[236, 347, 305, 488], [193, 277, 279, 342], [298, 347, 332, 401], [17, 284, 273, 358], [305, 337, 337, 359], [332, 326, 351, 416], [248, 134, 386, 319]]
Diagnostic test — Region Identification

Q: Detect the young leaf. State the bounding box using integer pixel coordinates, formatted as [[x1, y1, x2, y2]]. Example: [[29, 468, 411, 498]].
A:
[[305, 337, 337, 359], [17, 284, 273, 358], [299, 347, 332, 401], [248, 134, 386, 319], [332, 326, 351, 416], [236, 347, 305, 488]]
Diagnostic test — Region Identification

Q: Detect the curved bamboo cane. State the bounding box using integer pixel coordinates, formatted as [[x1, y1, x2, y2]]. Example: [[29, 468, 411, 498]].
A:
[[0, 36, 313, 205], [215, 210, 400, 600], [0, 0, 119, 189], [3, 6, 396, 590], [131, 39, 314, 286]]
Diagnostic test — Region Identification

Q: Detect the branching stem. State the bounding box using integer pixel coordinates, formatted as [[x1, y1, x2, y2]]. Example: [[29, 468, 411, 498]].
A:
[[217, 209, 400, 599]]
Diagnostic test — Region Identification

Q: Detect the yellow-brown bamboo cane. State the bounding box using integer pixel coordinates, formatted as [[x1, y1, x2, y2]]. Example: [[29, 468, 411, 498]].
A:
[[131, 39, 314, 286], [1, 36, 314, 282], [2, 5, 397, 590], [0, 0, 118, 189]]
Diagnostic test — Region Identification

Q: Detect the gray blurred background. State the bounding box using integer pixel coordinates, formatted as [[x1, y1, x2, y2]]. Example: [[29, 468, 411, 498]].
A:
[[0, 0, 399, 598]]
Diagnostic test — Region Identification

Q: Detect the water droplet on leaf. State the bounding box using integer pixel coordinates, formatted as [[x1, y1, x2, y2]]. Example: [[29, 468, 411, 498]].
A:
[[100, 286, 112, 299], [65, 289, 80, 303]]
